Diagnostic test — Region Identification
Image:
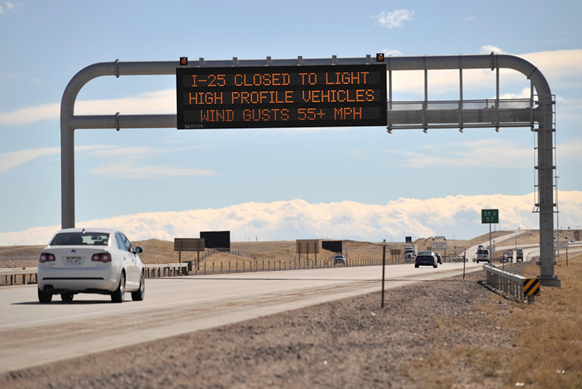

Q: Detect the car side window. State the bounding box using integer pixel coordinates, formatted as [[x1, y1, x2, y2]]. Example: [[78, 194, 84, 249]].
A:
[[115, 233, 126, 251], [120, 233, 133, 252]]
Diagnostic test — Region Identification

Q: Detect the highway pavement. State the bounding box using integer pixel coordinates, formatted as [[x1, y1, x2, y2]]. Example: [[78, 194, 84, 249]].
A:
[[1, 261, 482, 374]]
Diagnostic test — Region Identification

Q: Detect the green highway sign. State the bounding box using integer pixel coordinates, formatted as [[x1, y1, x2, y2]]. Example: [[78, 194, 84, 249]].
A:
[[481, 209, 499, 224]]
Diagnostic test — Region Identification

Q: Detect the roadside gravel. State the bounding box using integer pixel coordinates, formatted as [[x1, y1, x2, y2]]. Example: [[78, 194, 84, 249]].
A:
[[2, 266, 523, 388]]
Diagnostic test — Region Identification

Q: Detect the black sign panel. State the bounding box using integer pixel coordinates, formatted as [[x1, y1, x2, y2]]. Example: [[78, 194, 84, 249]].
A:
[[200, 231, 230, 250], [177, 64, 387, 129], [322, 240, 343, 253]]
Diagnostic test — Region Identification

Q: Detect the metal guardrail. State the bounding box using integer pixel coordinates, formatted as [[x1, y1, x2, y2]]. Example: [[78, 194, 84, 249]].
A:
[[144, 263, 189, 277], [0, 267, 38, 286], [483, 263, 540, 302], [0, 264, 190, 286]]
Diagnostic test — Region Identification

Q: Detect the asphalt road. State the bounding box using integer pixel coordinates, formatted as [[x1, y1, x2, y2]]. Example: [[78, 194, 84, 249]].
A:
[[0, 261, 484, 374]]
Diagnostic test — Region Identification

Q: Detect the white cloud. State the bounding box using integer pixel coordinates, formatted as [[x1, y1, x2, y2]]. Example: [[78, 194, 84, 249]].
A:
[[392, 138, 533, 168], [2, 191, 580, 245], [499, 87, 531, 99], [0, 103, 60, 125], [558, 138, 582, 161], [0, 145, 116, 173], [520, 49, 582, 88], [0, 2, 21, 14], [381, 48, 403, 56], [390, 138, 582, 169], [374, 9, 415, 29], [91, 163, 215, 179], [75, 89, 175, 115], [0, 147, 59, 173], [0, 145, 216, 178], [0, 90, 175, 125], [480, 45, 506, 54], [84, 145, 216, 179]]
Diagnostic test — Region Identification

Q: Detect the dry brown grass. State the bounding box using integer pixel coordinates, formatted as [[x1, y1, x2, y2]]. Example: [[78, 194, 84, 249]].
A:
[[503, 252, 582, 388], [413, 252, 582, 388]]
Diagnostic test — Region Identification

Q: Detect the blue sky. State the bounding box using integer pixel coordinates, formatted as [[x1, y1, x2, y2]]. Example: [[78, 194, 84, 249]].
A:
[[1, 0, 581, 244]]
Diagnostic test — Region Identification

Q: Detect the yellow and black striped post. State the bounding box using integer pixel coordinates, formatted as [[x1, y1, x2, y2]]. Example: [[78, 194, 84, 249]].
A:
[[524, 278, 540, 303]]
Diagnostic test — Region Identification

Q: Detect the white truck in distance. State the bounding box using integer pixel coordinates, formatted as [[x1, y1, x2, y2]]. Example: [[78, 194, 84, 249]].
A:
[[404, 244, 417, 262], [476, 245, 490, 263]]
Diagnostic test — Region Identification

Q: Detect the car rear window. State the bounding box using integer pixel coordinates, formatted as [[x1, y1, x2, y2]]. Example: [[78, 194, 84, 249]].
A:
[[51, 232, 110, 246], [417, 255, 434, 260]]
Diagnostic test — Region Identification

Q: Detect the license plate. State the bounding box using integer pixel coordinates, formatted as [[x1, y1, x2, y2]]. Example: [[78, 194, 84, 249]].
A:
[[66, 256, 82, 265]]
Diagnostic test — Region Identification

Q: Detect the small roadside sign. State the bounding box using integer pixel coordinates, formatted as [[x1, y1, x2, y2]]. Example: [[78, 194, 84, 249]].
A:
[[432, 241, 447, 251], [555, 241, 569, 249], [481, 209, 499, 224]]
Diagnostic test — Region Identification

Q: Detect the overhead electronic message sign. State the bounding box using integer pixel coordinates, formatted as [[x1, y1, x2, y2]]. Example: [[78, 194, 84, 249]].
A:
[[176, 64, 387, 129]]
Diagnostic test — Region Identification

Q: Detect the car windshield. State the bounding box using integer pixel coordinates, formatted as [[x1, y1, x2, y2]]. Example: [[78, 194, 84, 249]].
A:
[[51, 232, 110, 246]]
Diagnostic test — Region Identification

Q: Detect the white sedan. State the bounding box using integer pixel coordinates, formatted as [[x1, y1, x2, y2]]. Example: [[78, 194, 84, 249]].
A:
[[37, 228, 145, 303]]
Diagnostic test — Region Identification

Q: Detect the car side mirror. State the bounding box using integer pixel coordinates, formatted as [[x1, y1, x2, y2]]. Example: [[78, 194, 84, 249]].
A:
[[135, 247, 143, 254]]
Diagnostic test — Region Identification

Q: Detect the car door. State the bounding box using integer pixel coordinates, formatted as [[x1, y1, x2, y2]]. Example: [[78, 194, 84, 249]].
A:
[[116, 233, 138, 289]]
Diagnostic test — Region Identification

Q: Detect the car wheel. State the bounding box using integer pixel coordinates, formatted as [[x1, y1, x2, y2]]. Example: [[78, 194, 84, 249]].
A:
[[132, 272, 145, 301], [111, 271, 125, 303], [433, 264, 438, 268], [38, 288, 52, 303], [61, 293, 74, 302], [415, 264, 419, 268]]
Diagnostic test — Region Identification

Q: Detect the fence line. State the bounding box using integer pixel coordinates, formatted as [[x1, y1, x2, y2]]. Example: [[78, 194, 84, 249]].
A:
[[0, 257, 386, 286]]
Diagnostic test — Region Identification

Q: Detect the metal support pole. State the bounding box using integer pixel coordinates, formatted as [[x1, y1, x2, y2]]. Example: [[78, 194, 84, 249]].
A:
[[381, 239, 386, 308]]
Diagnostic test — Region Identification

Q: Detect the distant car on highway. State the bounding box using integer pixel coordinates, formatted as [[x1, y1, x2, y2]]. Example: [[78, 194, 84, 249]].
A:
[[434, 252, 443, 265], [415, 250, 438, 268], [37, 228, 145, 303], [333, 254, 346, 265]]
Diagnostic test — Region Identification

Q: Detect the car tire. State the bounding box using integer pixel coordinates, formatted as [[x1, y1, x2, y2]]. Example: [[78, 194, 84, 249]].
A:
[[415, 264, 419, 268], [38, 288, 52, 303], [111, 271, 125, 303], [61, 293, 74, 302], [131, 272, 145, 301], [433, 264, 438, 268]]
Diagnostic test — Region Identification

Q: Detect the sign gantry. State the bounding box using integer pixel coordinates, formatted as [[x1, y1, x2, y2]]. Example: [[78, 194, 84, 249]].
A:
[[60, 53, 559, 287]]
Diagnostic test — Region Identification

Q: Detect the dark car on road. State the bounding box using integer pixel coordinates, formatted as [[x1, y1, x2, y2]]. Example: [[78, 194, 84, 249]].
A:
[[415, 250, 438, 268], [333, 254, 346, 265]]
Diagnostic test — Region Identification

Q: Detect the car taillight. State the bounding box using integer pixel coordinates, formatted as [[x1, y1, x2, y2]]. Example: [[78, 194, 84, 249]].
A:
[[91, 253, 112, 263], [39, 253, 55, 263]]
